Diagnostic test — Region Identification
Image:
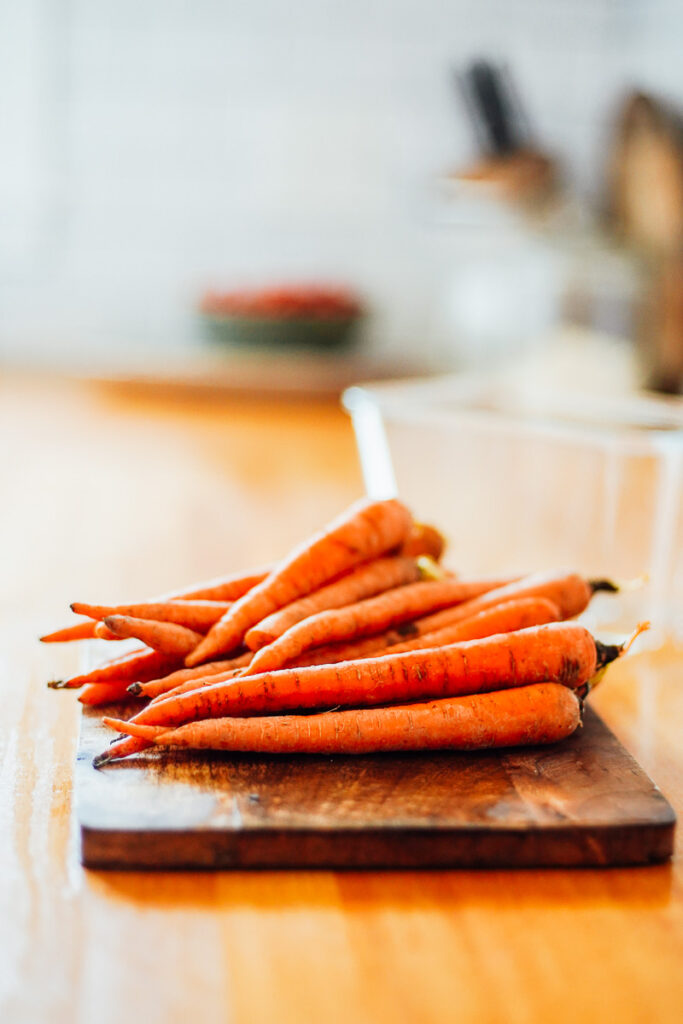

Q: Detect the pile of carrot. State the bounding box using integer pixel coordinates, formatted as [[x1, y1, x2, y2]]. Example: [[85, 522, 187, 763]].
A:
[[42, 497, 645, 767]]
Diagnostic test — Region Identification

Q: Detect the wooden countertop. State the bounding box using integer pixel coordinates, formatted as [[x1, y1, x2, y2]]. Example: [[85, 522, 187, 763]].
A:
[[2, 372, 682, 1024]]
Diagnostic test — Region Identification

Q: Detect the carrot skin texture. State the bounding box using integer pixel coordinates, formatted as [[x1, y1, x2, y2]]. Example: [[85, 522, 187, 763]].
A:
[[103, 718, 163, 741], [132, 652, 252, 699], [363, 596, 561, 658], [244, 555, 422, 651], [413, 571, 595, 636], [58, 647, 179, 689], [399, 522, 445, 562], [72, 600, 230, 633], [266, 593, 555, 670], [40, 621, 99, 642], [129, 684, 582, 755], [103, 615, 203, 657], [78, 681, 142, 705], [157, 567, 272, 602], [243, 577, 515, 676], [93, 622, 124, 640], [96, 734, 150, 765], [288, 597, 540, 668], [186, 497, 414, 666], [149, 667, 245, 703], [127, 622, 598, 731]]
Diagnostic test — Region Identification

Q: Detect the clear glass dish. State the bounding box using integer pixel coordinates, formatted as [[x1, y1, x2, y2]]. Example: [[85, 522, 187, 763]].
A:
[[343, 372, 683, 640]]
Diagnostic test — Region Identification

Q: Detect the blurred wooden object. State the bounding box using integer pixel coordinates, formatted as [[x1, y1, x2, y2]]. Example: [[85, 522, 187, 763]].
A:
[[451, 59, 559, 208], [607, 91, 683, 392], [608, 93, 683, 253], [2, 372, 683, 1024], [454, 148, 557, 207]]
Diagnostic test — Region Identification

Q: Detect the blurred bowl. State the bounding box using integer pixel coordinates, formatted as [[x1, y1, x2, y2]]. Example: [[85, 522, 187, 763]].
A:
[[199, 285, 365, 352], [201, 312, 362, 351]]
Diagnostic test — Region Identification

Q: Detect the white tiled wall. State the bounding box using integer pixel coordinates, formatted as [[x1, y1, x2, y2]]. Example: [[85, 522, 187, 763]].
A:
[[1, 0, 681, 362]]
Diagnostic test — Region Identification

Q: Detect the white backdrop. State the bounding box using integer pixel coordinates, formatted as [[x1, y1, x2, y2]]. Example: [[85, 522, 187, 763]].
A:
[[0, 0, 680, 365]]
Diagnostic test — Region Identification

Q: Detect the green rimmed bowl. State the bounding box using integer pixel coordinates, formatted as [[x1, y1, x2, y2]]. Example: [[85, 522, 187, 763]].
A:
[[200, 311, 364, 352]]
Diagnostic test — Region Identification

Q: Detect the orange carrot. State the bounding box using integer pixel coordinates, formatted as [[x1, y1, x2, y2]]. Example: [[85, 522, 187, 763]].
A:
[[72, 600, 230, 633], [186, 497, 414, 666], [102, 682, 581, 756], [78, 681, 142, 706], [157, 565, 273, 602], [149, 667, 246, 703], [243, 576, 515, 676], [130, 651, 253, 699], [40, 620, 99, 643], [292, 596, 555, 667], [244, 555, 423, 651], [357, 596, 561, 658], [49, 647, 179, 689], [410, 570, 617, 635], [399, 522, 446, 562], [97, 734, 152, 764], [107, 622, 604, 739], [151, 599, 558, 703], [102, 616, 203, 657]]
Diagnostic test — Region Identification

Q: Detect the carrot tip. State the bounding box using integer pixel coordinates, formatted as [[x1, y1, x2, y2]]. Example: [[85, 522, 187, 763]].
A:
[[47, 679, 66, 689], [92, 752, 112, 768], [101, 716, 128, 732], [127, 682, 143, 695]]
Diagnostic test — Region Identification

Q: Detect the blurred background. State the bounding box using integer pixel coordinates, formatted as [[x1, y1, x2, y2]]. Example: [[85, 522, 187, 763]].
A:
[[0, 0, 682, 393]]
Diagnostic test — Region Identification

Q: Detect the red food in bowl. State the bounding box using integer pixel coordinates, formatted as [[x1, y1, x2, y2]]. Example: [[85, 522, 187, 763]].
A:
[[200, 285, 364, 321]]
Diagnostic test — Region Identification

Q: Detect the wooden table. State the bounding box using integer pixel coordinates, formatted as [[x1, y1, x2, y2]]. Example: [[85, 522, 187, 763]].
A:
[[1, 372, 682, 1024]]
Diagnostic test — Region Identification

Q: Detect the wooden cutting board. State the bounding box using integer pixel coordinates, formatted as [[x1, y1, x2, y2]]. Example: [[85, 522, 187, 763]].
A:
[[76, 705, 675, 870]]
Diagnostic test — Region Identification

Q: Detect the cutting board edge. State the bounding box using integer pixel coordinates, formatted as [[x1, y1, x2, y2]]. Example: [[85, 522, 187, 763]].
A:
[[80, 817, 675, 871]]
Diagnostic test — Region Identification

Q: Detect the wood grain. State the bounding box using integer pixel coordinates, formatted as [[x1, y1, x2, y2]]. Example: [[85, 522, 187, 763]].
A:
[[2, 372, 683, 1024], [77, 707, 674, 869]]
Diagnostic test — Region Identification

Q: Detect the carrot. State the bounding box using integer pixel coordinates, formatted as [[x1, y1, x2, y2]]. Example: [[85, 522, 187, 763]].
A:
[[409, 570, 617, 636], [102, 720, 167, 741], [109, 622, 605, 738], [242, 576, 515, 676], [78, 681, 143, 706], [101, 682, 581, 756], [93, 621, 124, 640], [356, 596, 562, 658], [40, 620, 99, 643], [151, 599, 557, 705], [399, 522, 446, 562], [293, 632, 410, 667], [97, 734, 152, 764], [72, 600, 230, 633], [244, 555, 423, 651], [292, 595, 556, 668], [102, 616, 203, 657], [49, 647, 179, 689], [157, 565, 273, 602], [149, 667, 246, 703], [129, 651, 253, 699], [185, 497, 414, 666]]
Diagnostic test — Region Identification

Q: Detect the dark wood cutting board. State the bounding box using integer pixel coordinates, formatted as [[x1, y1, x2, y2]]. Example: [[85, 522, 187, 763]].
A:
[[76, 705, 675, 870]]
